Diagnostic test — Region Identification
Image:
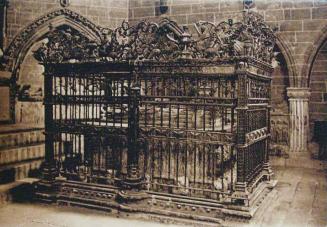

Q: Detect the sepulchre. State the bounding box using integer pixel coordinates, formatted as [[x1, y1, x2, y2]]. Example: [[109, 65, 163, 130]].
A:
[[34, 11, 277, 225]]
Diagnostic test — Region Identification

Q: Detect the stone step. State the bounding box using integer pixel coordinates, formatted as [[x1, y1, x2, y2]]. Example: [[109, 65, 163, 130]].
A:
[[0, 159, 43, 182], [0, 144, 44, 182], [0, 129, 44, 150], [0, 144, 45, 166]]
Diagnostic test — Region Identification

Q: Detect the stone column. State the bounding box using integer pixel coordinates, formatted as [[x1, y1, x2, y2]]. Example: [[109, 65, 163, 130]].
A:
[[287, 87, 310, 152]]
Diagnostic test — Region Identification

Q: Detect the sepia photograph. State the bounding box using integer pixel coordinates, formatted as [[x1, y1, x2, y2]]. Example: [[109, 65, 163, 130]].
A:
[[0, 0, 326, 226]]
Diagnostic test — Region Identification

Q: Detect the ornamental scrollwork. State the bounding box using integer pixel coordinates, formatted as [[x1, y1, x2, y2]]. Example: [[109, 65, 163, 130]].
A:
[[191, 11, 276, 62], [34, 11, 277, 64], [34, 25, 99, 63]]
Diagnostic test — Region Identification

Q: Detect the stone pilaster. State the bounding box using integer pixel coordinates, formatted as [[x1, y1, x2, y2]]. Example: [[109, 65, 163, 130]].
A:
[[287, 87, 310, 153]]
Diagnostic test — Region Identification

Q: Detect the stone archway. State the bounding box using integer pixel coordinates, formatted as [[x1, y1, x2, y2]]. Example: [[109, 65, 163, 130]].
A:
[[3, 8, 103, 123], [293, 24, 327, 154], [269, 35, 297, 155], [5, 8, 103, 78], [309, 40, 327, 129], [270, 43, 291, 155], [306, 32, 327, 159], [275, 35, 297, 88], [274, 35, 311, 153], [302, 25, 327, 88]]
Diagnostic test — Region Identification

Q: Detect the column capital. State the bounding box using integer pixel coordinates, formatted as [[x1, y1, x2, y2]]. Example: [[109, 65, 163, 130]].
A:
[[287, 87, 310, 99]]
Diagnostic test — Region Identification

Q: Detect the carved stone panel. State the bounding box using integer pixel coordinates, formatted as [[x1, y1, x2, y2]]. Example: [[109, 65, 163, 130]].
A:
[[270, 114, 289, 156]]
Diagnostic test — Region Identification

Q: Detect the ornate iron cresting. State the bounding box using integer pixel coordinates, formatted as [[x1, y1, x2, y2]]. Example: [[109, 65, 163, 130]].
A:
[[34, 11, 276, 64], [34, 25, 99, 63], [34, 11, 276, 224]]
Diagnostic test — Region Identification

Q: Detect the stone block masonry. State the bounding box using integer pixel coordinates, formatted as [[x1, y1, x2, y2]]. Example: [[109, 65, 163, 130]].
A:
[[309, 41, 327, 137], [2, 0, 327, 92], [128, 0, 327, 89], [0, 127, 45, 181]]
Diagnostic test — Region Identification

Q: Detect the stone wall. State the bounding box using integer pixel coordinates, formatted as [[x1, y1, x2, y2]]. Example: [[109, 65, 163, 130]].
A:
[[270, 49, 290, 154], [0, 126, 44, 182], [15, 41, 44, 126], [309, 40, 327, 137], [129, 0, 327, 87]]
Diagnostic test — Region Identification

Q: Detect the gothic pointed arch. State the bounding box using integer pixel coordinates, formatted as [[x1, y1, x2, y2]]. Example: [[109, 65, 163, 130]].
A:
[[301, 24, 327, 88], [275, 35, 297, 88], [268, 34, 294, 153], [4, 8, 103, 78], [2, 8, 103, 124]]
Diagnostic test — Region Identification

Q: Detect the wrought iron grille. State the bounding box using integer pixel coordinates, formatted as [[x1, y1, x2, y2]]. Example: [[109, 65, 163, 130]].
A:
[[137, 63, 238, 200], [43, 58, 272, 201], [35, 11, 276, 208], [50, 63, 131, 183]]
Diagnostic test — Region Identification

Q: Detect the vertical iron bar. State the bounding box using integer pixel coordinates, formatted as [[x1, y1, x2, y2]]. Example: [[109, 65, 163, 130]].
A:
[[177, 104, 180, 129], [168, 103, 171, 128], [59, 76, 62, 171], [221, 145, 224, 191], [193, 142, 196, 187], [194, 106, 197, 130], [160, 97, 163, 127], [185, 104, 188, 130], [160, 141, 163, 182], [202, 143, 205, 188], [168, 140, 171, 180], [203, 103, 205, 131], [121, 79, 124, 127], [184, 142, 187, 188], [231, 146, 234, 192], [176, 142, 179, 186]]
